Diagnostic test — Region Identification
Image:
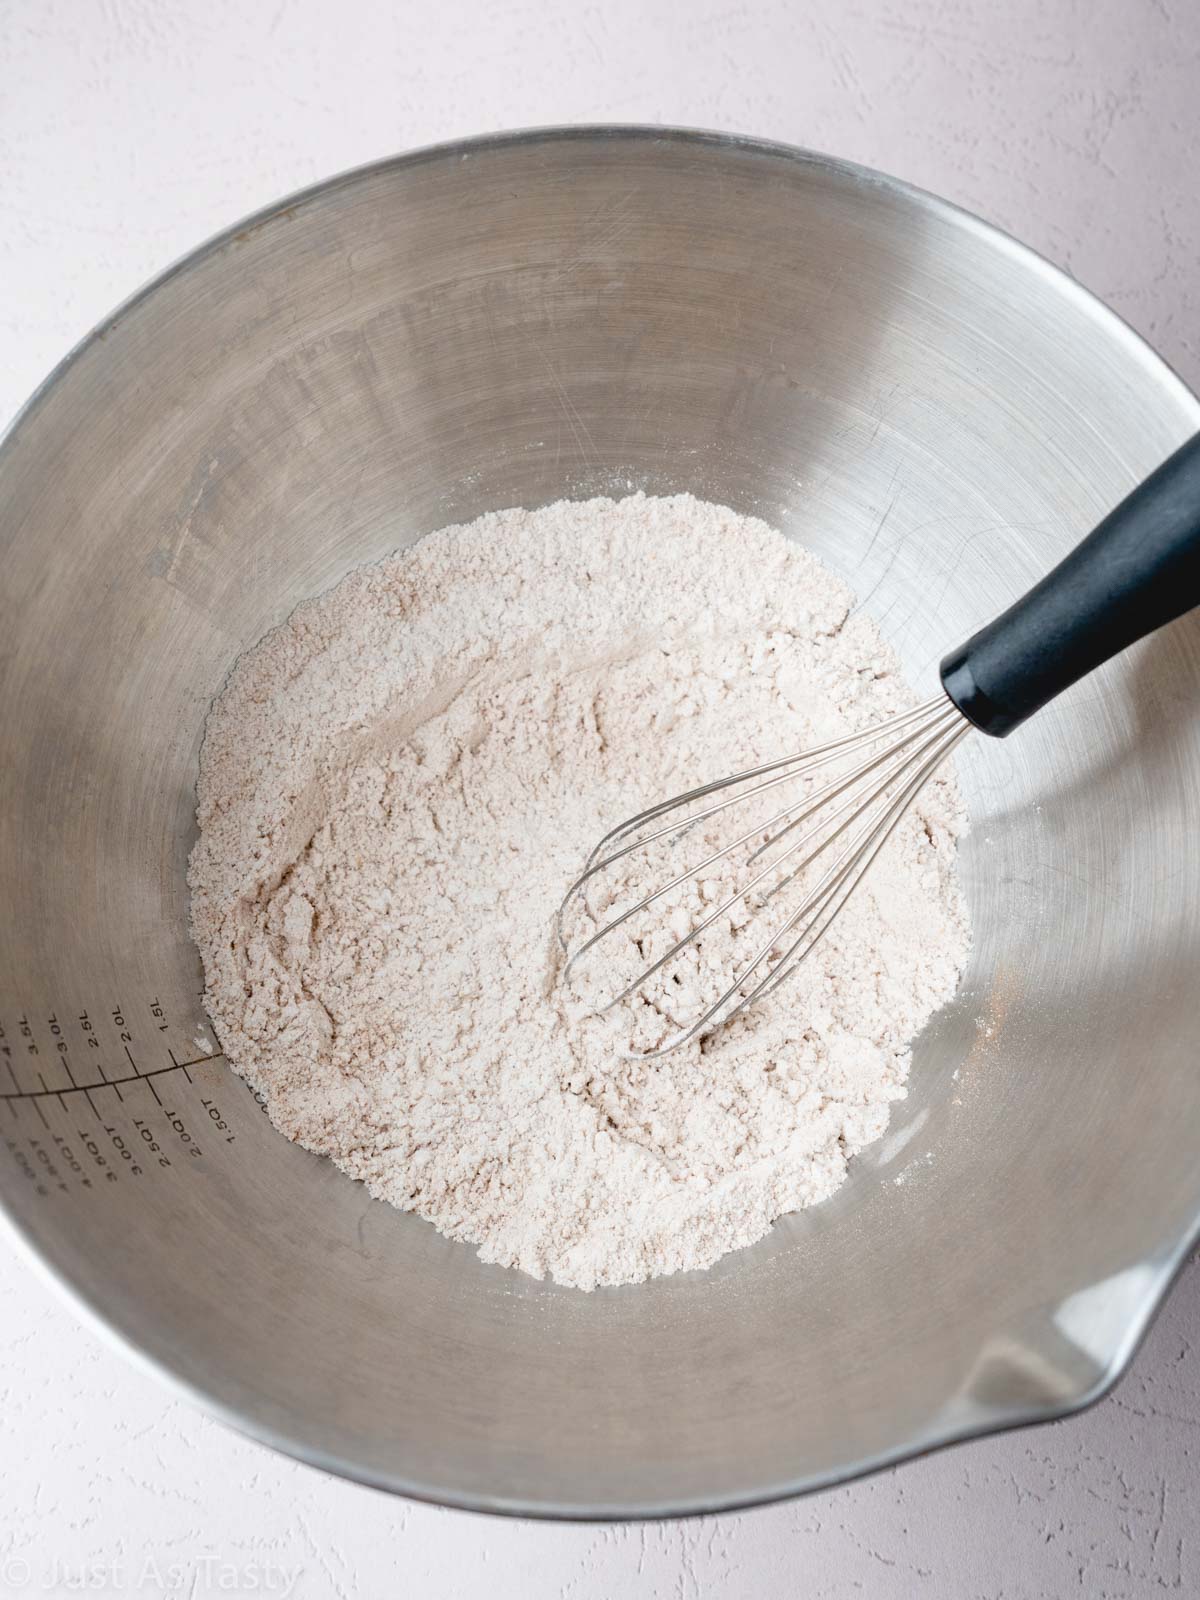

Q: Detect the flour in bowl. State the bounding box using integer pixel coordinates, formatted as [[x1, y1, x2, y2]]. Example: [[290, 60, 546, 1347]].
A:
[[189, 494, 970, 1290]]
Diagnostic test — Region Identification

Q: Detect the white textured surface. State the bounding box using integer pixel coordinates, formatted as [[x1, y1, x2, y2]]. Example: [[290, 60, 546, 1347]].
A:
[[2, 1, 1199, 1594]]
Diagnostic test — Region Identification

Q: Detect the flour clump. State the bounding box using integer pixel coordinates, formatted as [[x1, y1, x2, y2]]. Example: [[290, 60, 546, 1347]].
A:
[[189, 494, 970, 1290]]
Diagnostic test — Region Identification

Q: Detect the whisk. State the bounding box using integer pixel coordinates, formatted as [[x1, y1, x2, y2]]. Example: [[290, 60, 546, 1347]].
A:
[[559, 433, 1200, 1057]]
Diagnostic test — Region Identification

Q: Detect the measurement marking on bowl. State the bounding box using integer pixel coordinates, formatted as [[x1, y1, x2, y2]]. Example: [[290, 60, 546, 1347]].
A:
[[0, 999, 264, 1204]]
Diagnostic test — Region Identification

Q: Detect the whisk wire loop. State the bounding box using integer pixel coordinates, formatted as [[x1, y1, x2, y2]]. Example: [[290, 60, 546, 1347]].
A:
[[557, 694, 971, 1057]]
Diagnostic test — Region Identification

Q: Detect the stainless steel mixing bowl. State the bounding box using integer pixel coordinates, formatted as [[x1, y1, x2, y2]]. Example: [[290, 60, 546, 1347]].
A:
[[2, 127, 1199, 1519]]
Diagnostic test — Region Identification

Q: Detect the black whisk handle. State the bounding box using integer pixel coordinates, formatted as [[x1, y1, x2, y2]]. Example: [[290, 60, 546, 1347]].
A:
[[941, 431, 1200, 737]]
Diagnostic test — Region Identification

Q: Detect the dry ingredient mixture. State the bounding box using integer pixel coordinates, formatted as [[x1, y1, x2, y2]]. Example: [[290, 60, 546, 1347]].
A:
[[189, 494, 970, 1290]]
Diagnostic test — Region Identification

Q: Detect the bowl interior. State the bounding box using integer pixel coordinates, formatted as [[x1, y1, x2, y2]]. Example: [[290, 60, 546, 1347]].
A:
[[1, 129, 1199, 1516]]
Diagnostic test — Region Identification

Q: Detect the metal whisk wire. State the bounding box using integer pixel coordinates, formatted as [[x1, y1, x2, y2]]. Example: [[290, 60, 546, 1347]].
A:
[[557, 694, 971, 1058]]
